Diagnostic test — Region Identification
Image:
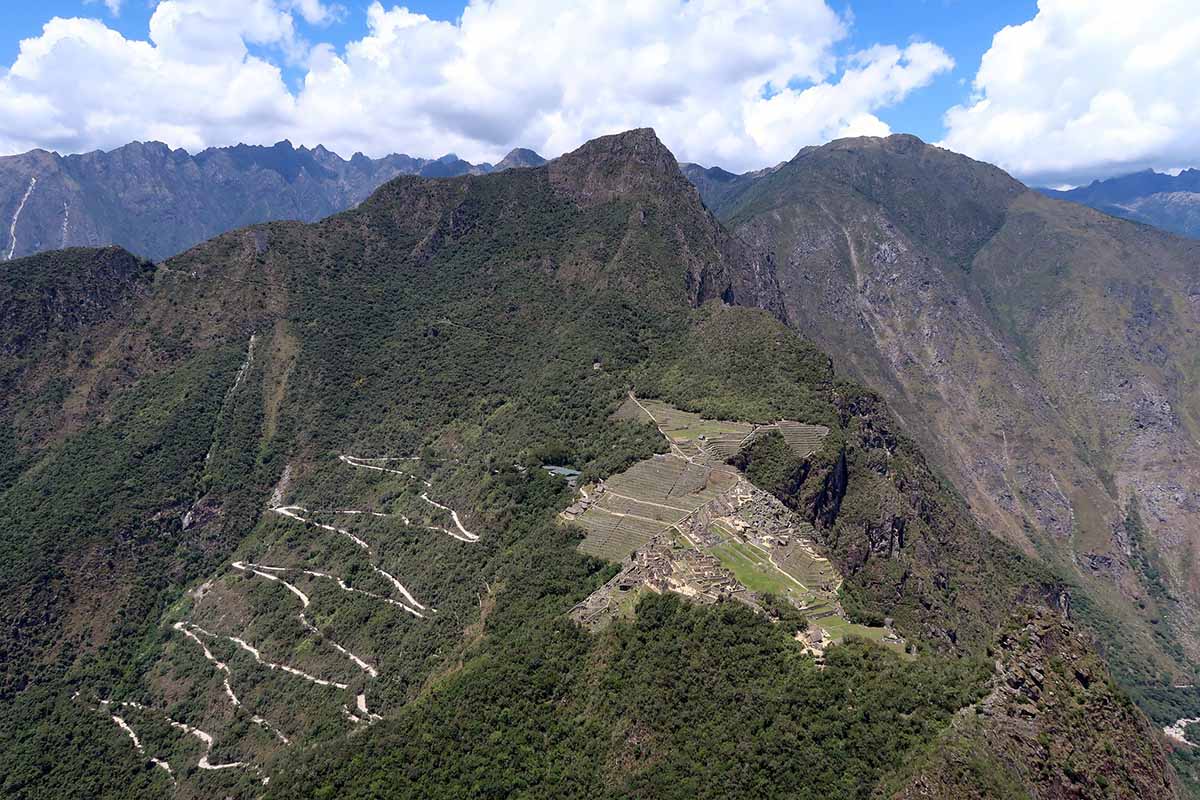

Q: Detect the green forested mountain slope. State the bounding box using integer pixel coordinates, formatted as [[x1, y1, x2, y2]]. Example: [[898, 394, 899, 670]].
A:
[[704, 135, 1200, 708], [0, 129, 1182, 799]]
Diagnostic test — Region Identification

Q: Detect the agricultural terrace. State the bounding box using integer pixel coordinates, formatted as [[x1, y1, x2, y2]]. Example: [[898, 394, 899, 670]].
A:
[[574, 454, 738, 561], [613, 395, 830, 461]]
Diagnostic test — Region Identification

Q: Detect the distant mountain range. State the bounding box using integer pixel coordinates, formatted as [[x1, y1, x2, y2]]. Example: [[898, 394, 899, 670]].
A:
[[1038, 169, 1200, 239], [8, 136, 1195, 271], [0, 141, 545, 262]]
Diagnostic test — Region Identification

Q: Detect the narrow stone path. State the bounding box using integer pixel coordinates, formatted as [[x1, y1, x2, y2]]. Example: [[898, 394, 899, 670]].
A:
[[603, 490, 693, 514]]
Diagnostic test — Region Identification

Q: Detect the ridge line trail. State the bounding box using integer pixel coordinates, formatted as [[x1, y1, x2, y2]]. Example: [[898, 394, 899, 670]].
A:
[[231, 561, 380, 677], [5, 175, 36, 260], [338, 454, 480, 542]]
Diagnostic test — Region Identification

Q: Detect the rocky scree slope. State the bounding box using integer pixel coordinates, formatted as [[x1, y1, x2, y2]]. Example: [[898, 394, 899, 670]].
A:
[[0, 140, 545, 262], [0, 129, 1180, 799]]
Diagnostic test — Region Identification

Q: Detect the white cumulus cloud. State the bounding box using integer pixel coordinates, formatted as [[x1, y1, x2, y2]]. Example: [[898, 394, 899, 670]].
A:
[[941, 0, 1200, 186], [0, 0, 953, 170]]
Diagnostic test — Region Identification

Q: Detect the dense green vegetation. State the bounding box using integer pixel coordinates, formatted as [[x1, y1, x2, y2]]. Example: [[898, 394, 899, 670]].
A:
[[729, 429, 812, 499], [0, 348, 242, 692], [270, 582, 990, 799], [635, 303, 837, 427]]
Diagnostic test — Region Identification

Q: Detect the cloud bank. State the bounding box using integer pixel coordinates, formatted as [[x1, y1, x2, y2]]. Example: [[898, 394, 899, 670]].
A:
[[0, 0, 951, 171], [941, 0, 1200, 185]]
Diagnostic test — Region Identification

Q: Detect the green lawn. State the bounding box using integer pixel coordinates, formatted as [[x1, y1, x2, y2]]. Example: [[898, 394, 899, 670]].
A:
[[638, 398, 753, 442], [707, 538, 908, 656], [815, 612, 908, 655], [708, 538, 806, 600]]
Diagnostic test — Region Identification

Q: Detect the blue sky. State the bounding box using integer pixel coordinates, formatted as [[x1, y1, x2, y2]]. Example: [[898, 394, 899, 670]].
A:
[[3, 0, 1036, 145], [1, 1, 1193, 185]]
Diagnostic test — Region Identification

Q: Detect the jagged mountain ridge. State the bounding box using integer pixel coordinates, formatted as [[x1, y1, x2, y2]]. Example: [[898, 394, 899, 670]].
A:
[[0, 140, 545, 262], [690, 134, 1200, 700], [1040, 169, 1200, 239], [0, 129, 1183, 799]]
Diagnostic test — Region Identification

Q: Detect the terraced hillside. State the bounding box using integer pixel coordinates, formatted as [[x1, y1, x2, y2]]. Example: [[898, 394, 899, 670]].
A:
[[615, 394, 830, 462], [571, 393, 906, 653], [571, 453, 737, 560]]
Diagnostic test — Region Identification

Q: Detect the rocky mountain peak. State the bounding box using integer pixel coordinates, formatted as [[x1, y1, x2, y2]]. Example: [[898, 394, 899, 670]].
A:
[[548, 127, 688, 205], [495, 147, 547, 170]]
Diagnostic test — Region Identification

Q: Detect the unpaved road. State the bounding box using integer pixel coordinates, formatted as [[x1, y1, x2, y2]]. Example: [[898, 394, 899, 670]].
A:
[[98, 697, 258, 778], [172, 621, 289, 743], [338, 455, 480, 542], [232, 561, 380, 677], [267, 506, 428, 613]]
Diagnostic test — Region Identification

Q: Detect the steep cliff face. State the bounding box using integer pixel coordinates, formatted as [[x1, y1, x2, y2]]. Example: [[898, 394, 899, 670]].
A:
[[549, 129, 783, 315], [0, 140, 544, 262], [702, 134, 1200, 690], [730, 378, 1057, 652]]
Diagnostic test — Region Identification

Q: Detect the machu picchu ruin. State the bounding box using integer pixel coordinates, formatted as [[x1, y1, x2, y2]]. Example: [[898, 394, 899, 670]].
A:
[[565, 392, 902, 651]]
